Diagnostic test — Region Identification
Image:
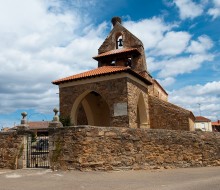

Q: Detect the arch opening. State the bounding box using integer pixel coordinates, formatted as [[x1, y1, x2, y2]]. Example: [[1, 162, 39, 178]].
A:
[[71, 91, 110, 126], [116, 34, 123, 49]]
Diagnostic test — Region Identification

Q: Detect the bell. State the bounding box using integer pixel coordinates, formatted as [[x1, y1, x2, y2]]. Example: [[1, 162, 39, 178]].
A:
[[118, 39, 123, 47]]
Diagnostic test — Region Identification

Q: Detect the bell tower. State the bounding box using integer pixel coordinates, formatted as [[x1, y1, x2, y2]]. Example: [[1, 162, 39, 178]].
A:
[[93, 17, 150, 80]]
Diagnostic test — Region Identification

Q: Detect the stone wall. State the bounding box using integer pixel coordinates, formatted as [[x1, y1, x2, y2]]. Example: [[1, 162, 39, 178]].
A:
[[0, 131, 24, 169], [1, 126, 220, 171], [148, 80, 168, 102], [49, 126, 220, 171], [148, 95, 195, 131], [127, 78, 149, 128]]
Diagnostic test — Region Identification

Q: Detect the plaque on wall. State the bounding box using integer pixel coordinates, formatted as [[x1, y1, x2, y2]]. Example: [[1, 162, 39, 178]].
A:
[[114, 103, 128, 116]]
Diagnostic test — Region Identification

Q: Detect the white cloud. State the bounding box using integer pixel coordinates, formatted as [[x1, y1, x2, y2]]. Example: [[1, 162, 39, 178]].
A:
[[147, 57, 159, 73], [152, 31, 191, 56], [0, 0, 106, 115], [160, 54, 214, 77], [208, 0, 220, 19], [124, 17, 172, 50], [174, 0, 204, 19], [213, 0, 220, 7], [148, 53, 214, 78], [196, 81, 220, 95], [124, 18, 193, 57], [169, 81, 220, 119], [157, 77, 176, 87], [147, 33, 214, 78], [208, 8, 220, 19], [187, 35, 213, 54]]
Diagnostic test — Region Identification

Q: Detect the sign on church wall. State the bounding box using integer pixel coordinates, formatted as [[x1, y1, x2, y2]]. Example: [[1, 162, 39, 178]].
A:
[[114, 102, 128, 116]]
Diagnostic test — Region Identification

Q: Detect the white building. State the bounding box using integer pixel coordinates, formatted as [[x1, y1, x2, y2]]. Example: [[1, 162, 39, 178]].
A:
[[194, 116, 212, 132]]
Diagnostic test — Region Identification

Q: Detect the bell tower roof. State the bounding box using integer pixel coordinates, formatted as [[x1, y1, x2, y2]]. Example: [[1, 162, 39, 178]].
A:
[[93, 47, 140, 61]]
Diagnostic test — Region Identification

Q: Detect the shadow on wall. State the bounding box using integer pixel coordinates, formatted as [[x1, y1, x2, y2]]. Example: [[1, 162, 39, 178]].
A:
[[71, 91, 110, 126]]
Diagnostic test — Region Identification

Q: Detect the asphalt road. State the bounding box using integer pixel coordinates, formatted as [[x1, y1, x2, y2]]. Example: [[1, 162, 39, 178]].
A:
[[0, 167, 220, 190]]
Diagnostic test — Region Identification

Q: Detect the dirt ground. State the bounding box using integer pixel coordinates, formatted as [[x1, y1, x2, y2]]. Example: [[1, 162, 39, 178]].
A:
[[0, 166, 220, 190]]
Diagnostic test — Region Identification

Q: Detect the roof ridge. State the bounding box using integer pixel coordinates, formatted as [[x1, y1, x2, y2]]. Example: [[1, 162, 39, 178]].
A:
[[101, 65, 129, 69], [195, 116, 211, 122], [52, 66, 131, 84], [52, 64, 153, 85], [93, 47, 140, 60]]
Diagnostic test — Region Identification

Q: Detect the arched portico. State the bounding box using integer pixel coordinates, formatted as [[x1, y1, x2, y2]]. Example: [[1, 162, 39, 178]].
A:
[[71, 90, 110, 126]]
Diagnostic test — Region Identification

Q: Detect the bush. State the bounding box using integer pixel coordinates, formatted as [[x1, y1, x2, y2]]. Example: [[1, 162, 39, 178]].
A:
[[60, 115, 71, 127]]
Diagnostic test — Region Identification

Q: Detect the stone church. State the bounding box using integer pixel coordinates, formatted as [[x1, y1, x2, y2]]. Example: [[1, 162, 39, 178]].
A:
[[53, 17, 195, 131]]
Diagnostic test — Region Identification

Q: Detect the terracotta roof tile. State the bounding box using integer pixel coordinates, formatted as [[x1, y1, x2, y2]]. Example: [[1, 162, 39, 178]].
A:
[[93, 48, 140, 60], [52, 66, 152, 85], [28, 121, 49, 129], [195, 116, 211, 122], [212, 121, 220, 126]]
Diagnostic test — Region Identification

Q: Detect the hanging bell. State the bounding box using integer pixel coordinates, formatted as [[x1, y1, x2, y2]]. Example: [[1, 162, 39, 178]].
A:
[[118, 38, 123, 47]]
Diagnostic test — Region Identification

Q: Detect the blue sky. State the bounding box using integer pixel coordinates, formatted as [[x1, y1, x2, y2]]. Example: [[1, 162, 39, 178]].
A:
[[0, 0, 220, 128]]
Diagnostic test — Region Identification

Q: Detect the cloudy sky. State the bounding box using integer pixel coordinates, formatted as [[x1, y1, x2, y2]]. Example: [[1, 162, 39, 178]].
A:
[[0, 0, 220, 128]]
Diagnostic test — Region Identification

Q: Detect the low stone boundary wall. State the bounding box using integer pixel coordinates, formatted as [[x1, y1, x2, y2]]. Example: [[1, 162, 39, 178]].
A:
[[0, 131, 24, 169], [49, 126, 220, 171], [1, 126, 220, 171]]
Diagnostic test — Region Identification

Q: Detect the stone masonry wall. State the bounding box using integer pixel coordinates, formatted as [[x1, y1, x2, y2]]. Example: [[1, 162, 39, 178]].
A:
[[127, 78, 149, 128], [148, 95, 194, 131], [0, 131, 24, 169], [49, 126, 220, 171]]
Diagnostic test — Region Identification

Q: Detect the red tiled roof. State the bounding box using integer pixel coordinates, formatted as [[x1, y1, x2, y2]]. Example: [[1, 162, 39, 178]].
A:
[[212, 120, 220, 126], [52, 66, 152, 85], [195, 116, 211, 122], [93, 48, 140, 60], [28, 121, 49, 129]]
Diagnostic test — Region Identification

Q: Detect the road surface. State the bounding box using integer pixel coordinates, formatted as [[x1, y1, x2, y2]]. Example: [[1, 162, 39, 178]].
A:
[[0, 166, 219, 190]]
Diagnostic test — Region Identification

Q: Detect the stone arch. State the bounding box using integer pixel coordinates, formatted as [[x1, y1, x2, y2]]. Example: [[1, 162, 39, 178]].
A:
[[71, 90, 110, 126], [137, 92, 148, 128]]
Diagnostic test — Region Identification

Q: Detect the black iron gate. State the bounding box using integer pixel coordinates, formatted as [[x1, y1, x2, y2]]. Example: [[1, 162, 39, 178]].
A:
[[27, 135, 50, 168]]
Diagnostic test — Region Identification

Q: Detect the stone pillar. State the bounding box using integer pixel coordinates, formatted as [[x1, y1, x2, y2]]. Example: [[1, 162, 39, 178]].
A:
[[53, 108, 59, 122], [17, 112, 29, 130], [49, 108, 63, 128]]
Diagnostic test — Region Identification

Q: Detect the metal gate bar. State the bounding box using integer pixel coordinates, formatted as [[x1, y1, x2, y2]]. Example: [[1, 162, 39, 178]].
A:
[[27, 136, 50, 168]]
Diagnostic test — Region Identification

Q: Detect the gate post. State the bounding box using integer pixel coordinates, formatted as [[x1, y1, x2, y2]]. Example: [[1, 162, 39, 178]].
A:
[[15, 130, 32, 169], [17, 135, 28, 169], [17, 112, 29, 130], [49, 108, 63, 128], [15, 112, 30, 169]]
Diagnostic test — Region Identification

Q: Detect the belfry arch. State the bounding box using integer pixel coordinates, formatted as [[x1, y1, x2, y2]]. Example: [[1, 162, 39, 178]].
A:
[[137, 92, 148, 128], [71, 90, 110, 126], [115, 33, 123, 49]]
